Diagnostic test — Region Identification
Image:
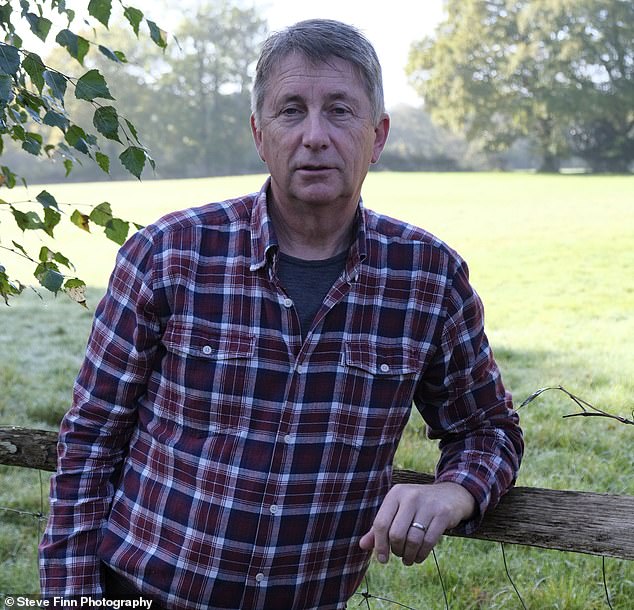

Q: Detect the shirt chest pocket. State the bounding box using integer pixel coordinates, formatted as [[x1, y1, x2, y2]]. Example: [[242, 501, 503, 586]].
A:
[[331, 340, 421, 449], [160, 321, 256, 435]]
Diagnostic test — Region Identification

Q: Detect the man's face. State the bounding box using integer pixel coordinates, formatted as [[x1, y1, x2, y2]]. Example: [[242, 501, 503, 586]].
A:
[[251, 53, 389, 212]]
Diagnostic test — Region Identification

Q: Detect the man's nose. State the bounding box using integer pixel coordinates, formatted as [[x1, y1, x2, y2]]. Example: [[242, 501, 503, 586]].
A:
[[302, 112, 330, 149]]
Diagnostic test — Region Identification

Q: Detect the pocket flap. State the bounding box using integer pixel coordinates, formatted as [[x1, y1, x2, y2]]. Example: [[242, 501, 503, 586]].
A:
[[344, 340, 419, 376], [163, 321, 255, 360]]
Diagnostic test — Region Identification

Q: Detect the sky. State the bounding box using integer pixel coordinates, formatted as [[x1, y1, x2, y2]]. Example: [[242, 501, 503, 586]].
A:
[[260, 0, 446, 109], [127, 0, 447, 109]]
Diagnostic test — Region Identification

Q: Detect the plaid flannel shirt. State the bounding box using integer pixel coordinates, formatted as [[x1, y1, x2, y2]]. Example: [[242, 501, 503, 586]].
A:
[[40, 179, 523, 609]]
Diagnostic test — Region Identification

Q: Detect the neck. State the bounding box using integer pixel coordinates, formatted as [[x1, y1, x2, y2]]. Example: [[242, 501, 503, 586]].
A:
[[269, 192, 357, 260]]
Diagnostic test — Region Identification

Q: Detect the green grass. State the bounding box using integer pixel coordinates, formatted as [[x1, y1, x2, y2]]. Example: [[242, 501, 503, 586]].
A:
[[1, 172, 633, 607]]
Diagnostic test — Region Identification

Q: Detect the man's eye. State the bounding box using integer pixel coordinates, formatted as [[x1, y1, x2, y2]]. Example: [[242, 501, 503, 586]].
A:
[[281, 107, 301, 117], [331, 106, 351, 116]]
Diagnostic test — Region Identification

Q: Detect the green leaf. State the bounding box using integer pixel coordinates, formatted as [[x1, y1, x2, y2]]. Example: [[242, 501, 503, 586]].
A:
[[147, 20, 168, 50], [37, 268, 64, 293], [43, 109, 70, 131], [1, 165, 17, 188], [64, 159, 73, 177], [36, 190, 59, 209], [0, 43, 20, 76], [88, 0, 112, 28], [119, 146, 146, 179], [25, 13, 52, 42], [55, 29, 90, 65], [71, 209, 90, 232], [22, 53, 45, 92], [124, 7, 143, 36], [39, 246, 72, 269], [43, 70, 67, 102], [105, 218, 130, 245], [95, 151, 110, 173], [43, 207, 61, 237], [64, 278, 87, 307], [22, 132, 43, 155], [98, 44, 126, 63], [11, 208, 43, 232], [65, 124, 90, 154], [93, 105, 120, 142], [75, 69, 114, 101], [0, 74, 12, 104], [123, 118, 140, 144], [90, 202, 113, 226]]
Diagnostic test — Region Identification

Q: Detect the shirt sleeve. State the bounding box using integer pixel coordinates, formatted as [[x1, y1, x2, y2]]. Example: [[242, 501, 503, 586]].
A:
[[414, 259, 524, 535], [39, 228, 162, 596]]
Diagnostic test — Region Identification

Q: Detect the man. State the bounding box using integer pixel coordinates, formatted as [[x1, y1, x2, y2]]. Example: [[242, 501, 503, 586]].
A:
[[40, 19, 523, 610]]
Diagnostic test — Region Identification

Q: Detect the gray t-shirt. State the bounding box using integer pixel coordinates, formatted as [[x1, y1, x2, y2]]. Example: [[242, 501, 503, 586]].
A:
[[277, 250, 348, 338]]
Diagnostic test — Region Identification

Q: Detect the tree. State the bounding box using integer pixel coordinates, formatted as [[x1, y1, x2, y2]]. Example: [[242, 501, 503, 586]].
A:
[[407, 0, 634, 173], [0, 0, 168, 304]]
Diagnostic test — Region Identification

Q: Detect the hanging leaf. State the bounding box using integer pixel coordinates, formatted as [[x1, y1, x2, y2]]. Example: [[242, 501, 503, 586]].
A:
[[124, 7, 143, 37], [88, 0, 112, 29], [105, 218, 130, 245], [43, 69, 67, 102], [25, 13, 52, 42], [119, 146, 146, 179], [36, 190, 59, 209], [93, 105, 120, 142], [36, 267, 64, 293], [55, 29, 90, 65], [0, 74, 12, 104], [70, 209, 90, 232], [0, 43, 20, 76], [43, 109, 70, 131], [22, 132, 43, 155], [65, 124, 90, 154], [63, 159, 73, 177], [43, 207, 61, 237], [64, 278, 87, 307], [75, 69, 114, 101], [98, 45, 126, 63], [95, 151, 110, 173], [147, 20, 168, 50], [90, 201, 113, 226], [22, 53, 45, 92]]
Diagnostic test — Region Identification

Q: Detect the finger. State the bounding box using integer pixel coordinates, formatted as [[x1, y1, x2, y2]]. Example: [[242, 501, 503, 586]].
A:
[[401, 521, 428, 566], [358, 529, 374, 552], [387, 504, 418, 559], [369, 494, 401, 564], [414, 518, 444, 564]]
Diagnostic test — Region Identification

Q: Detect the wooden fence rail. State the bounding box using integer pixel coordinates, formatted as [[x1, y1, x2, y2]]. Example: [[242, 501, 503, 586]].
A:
[[1, 426, 632, 561]]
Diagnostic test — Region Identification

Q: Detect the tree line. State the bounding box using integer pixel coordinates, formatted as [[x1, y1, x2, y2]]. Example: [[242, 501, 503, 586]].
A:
[[1, 0, 632, 302]]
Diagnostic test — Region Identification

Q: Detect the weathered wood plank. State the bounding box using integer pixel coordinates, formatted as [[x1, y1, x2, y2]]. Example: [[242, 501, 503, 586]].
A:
[[393, 469, 634, 560], [1, 427, 632, 560]]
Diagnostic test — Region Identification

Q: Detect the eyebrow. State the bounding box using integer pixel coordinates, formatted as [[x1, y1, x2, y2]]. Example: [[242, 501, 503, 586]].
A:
[[277, 91, 360, 106]]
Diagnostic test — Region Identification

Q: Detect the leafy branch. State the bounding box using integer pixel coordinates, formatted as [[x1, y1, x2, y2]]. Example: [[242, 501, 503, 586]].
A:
[[0, 0, 168, 304]]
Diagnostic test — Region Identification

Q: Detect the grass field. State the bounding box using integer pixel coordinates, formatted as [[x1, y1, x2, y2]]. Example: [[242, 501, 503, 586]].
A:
[[1, 172, 633, 607]]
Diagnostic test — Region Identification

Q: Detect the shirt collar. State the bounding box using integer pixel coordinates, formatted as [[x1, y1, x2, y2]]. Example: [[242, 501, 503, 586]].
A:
[[249, 177, 368, 274]]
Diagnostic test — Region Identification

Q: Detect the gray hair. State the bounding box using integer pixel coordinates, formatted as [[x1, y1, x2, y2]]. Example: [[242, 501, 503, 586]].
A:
[[252, 19, 385, 126]]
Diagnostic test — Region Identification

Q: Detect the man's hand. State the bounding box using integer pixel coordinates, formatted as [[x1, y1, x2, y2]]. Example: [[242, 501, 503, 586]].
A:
[[358, 482, 476, 566]]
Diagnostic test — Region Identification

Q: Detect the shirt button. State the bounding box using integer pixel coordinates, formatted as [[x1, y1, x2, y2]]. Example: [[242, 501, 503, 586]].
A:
[[283, 297, 293, 308], [269, 504, 279, 514], [296, 364, 306, 374], [202, 345, 213, 355], [255, 572, 265, 583], [380, 363, 390, 373], [284, 434, 293, 444]]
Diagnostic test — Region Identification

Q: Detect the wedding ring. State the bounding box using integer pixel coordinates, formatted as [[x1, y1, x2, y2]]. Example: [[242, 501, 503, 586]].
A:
[[410, 521, 427, 532]]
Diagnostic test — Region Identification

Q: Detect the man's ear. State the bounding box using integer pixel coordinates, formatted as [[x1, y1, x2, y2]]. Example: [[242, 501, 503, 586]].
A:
[[371, 113, 390, 164], [250, 114, 265, 162]]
